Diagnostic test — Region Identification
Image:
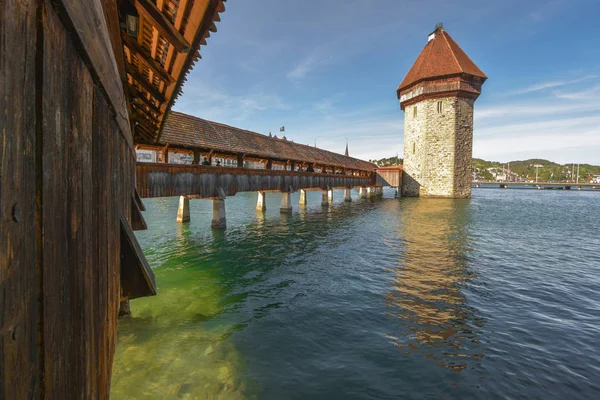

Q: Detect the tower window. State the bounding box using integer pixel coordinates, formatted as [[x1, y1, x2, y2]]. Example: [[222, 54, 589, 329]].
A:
[[412, 142, 416, 154], [437, 101, 443, 113], [413, 106, 417, 118]]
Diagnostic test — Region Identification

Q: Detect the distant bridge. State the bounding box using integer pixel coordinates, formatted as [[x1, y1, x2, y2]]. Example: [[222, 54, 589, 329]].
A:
[[473, 181, 600, 190]]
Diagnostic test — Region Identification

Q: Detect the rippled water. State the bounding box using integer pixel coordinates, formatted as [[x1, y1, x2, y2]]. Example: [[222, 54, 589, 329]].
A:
[[111, 189, 600, 399]]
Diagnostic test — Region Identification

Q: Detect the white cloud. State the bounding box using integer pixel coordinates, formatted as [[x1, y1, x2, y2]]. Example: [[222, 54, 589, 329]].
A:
[[505, 75, 597, 96], [174, 80, 290, 122]]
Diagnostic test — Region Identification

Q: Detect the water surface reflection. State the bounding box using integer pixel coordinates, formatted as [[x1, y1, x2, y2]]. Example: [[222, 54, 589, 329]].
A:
[[386, 198, 485, 372]]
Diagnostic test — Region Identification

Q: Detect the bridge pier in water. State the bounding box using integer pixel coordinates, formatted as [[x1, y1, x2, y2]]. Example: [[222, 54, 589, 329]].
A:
[[280, 192, 293, 213], [177, 196, 191, 223], [257, 191, 267, 211], [345, 188, 352, 202], [322, 191, 330, 206], [299, 189, 307, 206], [212, 200, 227, 229], [328, 189, 334, 203]]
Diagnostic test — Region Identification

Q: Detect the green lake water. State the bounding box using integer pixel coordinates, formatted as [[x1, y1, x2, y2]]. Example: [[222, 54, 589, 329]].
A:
[[111, 189, 600, 399]]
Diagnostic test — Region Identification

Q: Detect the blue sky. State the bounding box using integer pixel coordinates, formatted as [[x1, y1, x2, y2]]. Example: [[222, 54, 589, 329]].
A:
[[173, 0, 600, 164]]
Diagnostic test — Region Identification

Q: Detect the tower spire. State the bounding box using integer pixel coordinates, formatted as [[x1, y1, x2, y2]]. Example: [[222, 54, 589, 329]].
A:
[[345, 139, 349, 156]]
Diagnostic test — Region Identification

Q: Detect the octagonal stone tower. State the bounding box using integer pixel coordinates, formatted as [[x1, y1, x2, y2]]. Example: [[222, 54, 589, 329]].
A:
[[397, 26, 486, 198]]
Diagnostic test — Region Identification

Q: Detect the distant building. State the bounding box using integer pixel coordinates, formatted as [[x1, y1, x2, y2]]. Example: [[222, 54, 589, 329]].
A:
[[397, 26, 487, 198]]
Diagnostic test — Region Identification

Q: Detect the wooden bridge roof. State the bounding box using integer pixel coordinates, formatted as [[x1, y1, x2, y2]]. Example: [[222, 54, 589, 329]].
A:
[[160, 111, 377, 171], [114, 0, 226, 143]]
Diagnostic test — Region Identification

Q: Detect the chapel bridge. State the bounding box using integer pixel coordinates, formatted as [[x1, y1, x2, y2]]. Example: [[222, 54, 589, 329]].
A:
[[136, 111, 401, 227], [1, 1, 401, 398]]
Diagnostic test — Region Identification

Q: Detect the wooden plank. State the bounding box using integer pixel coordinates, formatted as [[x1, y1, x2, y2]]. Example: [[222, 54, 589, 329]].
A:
[[51, 0, 133, 147], [91, 91, 111, 399], [134, 124, 157, 143], [120, 216, 156, 299], [134, 188, 146, 211], [0, 1, 40, 398], [131, 196, 148, 230], [132, 104, 159, 123], [130, 87, 162, 114], [121, 32, 175, 83], [41, 5, 72, 393], [126, 64, 166, 103], [135, 0, 191, 53]]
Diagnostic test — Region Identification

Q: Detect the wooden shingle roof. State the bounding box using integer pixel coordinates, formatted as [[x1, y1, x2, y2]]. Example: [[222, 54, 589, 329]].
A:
[[160, 111, 377, 171], [397, 27, 487, 94]]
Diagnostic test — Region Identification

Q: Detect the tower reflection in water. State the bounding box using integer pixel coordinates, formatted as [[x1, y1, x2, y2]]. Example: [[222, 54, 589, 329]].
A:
[[386, 198, 485, 372]]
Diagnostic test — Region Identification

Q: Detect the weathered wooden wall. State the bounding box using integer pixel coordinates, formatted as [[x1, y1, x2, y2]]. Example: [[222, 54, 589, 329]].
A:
[[1, 0, 137, 398], [136, 163, 376, 198], [376, 167, 403, 188]]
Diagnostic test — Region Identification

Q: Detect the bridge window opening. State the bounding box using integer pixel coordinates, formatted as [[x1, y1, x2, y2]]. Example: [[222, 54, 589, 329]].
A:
[[437, 101, 443, 113], [413, 106, 417, 118]]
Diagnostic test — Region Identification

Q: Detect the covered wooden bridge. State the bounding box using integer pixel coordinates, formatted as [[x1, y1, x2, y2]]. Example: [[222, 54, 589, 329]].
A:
[[1, 0, 393, 398], [135, 112, 382, 226], [1, 0, 225, 398]]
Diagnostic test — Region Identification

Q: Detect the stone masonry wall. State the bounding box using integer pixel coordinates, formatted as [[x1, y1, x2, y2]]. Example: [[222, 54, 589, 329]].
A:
[[402, 101, 427, 196], [401, 96, 474, 197], [453, 98, 475, 198]]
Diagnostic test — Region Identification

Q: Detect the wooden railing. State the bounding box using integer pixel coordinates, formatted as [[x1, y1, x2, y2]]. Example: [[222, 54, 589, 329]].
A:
[[136, 163, 376, 198]]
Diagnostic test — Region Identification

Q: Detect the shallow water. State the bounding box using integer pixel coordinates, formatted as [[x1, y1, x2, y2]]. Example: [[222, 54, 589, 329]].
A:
[[111, 189, 600, 399]]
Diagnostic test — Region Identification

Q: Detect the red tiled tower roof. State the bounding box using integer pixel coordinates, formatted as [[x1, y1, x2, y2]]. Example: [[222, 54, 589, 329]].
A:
[[397, 27, 486, 96]]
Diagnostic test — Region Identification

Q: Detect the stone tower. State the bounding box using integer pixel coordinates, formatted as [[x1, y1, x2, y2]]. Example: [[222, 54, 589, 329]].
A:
[[397, 26, 486, 198]]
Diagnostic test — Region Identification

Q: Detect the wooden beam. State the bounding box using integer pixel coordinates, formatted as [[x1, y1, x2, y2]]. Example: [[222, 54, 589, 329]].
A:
[[131, 196, 148, 231], [132, 117, 158, 139], [126, 64, 166, 103], [121, 32, 175, 84], [130, 87, 162, 113], [134, 118, 158, 136], [120, 217, 156, 300], [134, 124, 155, 143], [134, 0, 191, 53], [131, 103, 159, 123], [51, 0, 133, 146], [134, 188, 146, 211]]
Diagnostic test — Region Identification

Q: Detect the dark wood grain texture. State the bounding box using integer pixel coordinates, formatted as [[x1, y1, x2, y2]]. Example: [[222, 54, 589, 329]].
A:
[[0, 1, 40, 399]]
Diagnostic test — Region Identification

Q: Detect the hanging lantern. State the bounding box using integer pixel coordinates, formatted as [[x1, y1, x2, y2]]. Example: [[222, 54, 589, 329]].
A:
[[122, 1, 139, 38]]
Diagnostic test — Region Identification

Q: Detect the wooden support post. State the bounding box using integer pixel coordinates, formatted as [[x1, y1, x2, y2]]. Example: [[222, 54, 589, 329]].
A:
[[299, 189, 307, 206], [237, 153, 244, 168], [321, 191, 329, 206], [344, 188, 352, 202], [280, 192, 292, 213], [177, 196, 190, 223], [118, 300, 131, 318], [257, 192, 266, 211], [193, 151, 200, 165], [266, 159, 273, 170], [160, 145, 169, 163], [290, 161, 296, 171], [211, 199, 226, 228]]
